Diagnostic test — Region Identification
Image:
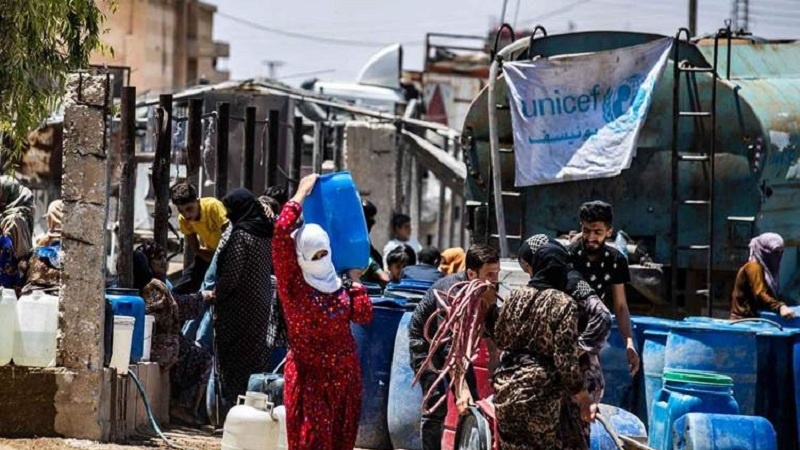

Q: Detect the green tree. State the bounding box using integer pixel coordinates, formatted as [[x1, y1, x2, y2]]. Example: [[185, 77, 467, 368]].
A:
[[0, 0, 114, 157]]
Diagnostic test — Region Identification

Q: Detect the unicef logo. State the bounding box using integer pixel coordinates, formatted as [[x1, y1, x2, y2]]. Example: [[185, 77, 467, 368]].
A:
[[603, 74, 647, 133]]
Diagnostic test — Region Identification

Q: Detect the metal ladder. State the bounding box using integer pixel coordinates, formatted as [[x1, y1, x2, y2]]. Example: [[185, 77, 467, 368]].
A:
[[669, 26, 732, 315], [489, 142, 525, 248]]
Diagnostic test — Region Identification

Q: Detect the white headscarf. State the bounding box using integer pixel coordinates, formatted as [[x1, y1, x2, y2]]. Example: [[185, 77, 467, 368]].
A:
[[292, 223, 341, 294]]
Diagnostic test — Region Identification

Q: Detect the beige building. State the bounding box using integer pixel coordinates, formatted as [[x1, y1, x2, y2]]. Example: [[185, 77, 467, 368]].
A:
[[92, 0, 230, 94]]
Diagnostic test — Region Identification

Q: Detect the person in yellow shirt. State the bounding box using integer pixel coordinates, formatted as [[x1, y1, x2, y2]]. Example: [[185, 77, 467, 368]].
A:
[[170, 183, 229, 290]]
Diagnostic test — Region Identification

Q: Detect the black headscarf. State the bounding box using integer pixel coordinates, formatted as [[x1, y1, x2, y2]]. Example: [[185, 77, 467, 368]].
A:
[[133, 250, 153, 291], [222, 188, 273, 239], [519, 234, 571, 292], [566, 269, 598, 301]]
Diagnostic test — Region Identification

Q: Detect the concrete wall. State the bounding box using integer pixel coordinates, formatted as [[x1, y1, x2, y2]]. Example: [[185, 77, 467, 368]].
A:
[[342, 122, 398, 253]]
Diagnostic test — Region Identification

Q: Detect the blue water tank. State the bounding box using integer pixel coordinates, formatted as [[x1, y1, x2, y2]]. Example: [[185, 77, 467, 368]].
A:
[[352, 298, 407, 449], [641, 329, 669, 427], [303, 171, 369, 272], [759, 307, 800, 329], [680, 317, 799, 450], [590, 404, 647, 450], [599, 316, 636, 412], [106, 288, 145, 363], [648, 369, 739, 450], [630, 315, 679, 425], [387, 311, 423, 450], [664, 322, 758, 415], [674, 413, 777, 450]]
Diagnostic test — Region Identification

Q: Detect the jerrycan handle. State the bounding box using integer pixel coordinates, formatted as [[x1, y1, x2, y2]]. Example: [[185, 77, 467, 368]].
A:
[[730, 317, 783, 330], [266, 400, 278, 420]]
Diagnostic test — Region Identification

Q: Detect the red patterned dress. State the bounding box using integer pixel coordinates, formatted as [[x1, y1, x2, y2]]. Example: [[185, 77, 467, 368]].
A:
[[273, 200, 373, 450]]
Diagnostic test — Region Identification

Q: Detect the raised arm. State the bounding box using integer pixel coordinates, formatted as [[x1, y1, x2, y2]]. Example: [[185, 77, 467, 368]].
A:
[[273, 174, 319, 300]]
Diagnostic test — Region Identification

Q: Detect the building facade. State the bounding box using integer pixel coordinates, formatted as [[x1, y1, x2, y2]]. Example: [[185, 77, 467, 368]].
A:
[[92, 0, 230, 94]]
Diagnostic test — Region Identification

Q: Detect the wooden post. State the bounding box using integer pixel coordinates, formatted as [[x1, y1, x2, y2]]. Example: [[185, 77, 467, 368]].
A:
[[185, 98, 202, 267], [117, 86, 136, 288], [153, 94, 172, 251], [291, 116, 303, 192], [216, 102, 230, 198], [243, 106, 256, 190], [333, 124, 344, 171], [267, 109, 280, 187], [437, 178, 446, 249]]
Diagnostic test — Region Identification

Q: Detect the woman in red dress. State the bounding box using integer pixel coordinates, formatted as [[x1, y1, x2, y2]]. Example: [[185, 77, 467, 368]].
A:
[[273, 173, 373, 450]]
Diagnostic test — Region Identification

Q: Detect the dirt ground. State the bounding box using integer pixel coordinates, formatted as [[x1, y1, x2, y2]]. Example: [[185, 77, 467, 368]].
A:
[[0, 428, 221, 450]]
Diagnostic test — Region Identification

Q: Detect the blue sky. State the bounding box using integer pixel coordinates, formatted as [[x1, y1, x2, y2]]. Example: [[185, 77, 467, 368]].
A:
[[204, 0, 799, 84]]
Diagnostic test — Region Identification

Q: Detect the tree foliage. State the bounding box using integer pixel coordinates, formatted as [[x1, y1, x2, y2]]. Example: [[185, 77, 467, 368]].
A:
[[0, 0, 114, 157]]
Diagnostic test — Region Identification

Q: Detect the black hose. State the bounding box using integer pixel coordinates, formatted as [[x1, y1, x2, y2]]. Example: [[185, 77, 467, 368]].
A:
[[129, 370, 182, 449]]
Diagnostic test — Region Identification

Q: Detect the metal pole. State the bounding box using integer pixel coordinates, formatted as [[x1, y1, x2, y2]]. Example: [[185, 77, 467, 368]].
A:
[[184, 98, 202, 270], [267, 109, 280, 187], [117, 86, 136, 288], [689, 0, 698, 36], [216, 102, 230, 198], [244, 106, 256, 190], [154, 94, 173, 252], [291, 116, 303, 192], [312, 122, 323, 174], [488, 41, 524, 257]]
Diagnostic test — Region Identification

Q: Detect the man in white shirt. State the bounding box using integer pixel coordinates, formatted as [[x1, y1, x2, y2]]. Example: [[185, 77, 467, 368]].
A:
[[382, 213, 422, 268]]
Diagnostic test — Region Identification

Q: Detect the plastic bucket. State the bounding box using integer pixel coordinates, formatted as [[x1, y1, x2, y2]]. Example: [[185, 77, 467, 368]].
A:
[[111, 316, 135, 375], [142, 315, 155, 361]]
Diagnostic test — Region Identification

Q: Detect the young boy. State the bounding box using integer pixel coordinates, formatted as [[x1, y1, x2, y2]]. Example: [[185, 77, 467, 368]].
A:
[[382, 213, 422, 268], [170, 183, 229, 284], [569, 200, 640, 376]]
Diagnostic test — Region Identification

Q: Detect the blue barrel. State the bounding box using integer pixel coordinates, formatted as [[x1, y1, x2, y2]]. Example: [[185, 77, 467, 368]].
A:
[[641, 330, 669, 427], [387, 311, 423, 450], [304, 171, 369, 272], [106, 288, 146, 363], [648, 369, 739, 450], [759, 307, 800, 329], [599, 316, 636, 411], [590, 404, 647, 450], [681, 317, 798, 450], [673, 413, 777, 450], [630, 315, 678, 425], [352, 298, 407, 449], [664, 322, 758, 415]]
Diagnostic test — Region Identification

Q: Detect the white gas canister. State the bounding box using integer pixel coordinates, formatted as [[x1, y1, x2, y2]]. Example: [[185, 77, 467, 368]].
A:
[[221, 391, 284, 450]]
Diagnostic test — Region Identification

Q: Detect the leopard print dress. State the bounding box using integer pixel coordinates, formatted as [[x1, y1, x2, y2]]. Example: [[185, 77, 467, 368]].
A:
[[493, 286, 584, 450]]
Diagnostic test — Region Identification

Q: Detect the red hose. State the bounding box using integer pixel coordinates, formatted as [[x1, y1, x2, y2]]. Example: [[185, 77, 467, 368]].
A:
[[412, 279, 496, 414]]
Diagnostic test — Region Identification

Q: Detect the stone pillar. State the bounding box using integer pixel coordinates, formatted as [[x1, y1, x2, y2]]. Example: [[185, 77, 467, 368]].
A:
[[56, 73, 111, 439]]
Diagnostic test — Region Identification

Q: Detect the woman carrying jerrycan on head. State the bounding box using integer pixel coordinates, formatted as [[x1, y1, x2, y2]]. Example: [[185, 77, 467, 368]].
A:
[[273, 173, 373, 450]]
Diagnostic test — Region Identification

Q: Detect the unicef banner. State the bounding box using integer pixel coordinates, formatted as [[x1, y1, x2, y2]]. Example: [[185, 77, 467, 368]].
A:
[[503, 38, 672, 187]]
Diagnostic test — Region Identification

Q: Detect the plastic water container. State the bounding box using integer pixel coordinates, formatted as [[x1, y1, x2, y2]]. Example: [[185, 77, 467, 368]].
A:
[[387, 311, 423, 450], [221, 392, 286, 450], [106, 288, 146, 363], [303, 171, 369, 272], [352, 298, 407, 449], [142, 315, 155, 361], [648, 369, 739, 450], [0, 289, 18, 366], [590, 404, 647, 450], [599, 315, 636, 411], [641, 330, 669, 427], [664, 322, 758, 415], [110, 316, 134, 374], [14, 291, 59, 367], [674, 413, 777, 450]]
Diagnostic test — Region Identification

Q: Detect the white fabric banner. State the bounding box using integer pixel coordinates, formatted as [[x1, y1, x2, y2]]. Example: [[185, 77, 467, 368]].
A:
[[503, 38, 672, 187]]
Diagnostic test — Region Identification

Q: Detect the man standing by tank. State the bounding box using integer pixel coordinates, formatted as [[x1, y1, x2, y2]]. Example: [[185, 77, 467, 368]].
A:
[[569, 200, 640, 376]]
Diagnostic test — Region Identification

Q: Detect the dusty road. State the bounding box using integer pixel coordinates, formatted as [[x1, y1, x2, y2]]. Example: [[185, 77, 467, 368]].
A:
[[0, 428, 221, 450]]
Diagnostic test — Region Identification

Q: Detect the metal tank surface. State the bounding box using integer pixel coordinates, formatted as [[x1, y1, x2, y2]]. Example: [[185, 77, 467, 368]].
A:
[[461, 30, 800, 314]]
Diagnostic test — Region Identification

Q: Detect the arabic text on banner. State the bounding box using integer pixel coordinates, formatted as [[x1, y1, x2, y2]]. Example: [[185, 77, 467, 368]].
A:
[[503, 38, 672, 187]]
